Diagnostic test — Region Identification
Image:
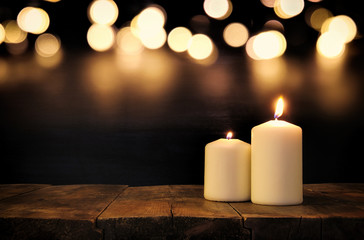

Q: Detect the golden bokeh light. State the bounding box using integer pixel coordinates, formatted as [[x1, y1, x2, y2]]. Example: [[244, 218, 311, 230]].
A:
[[132, 5, 167, 50], [3, 20, 27, 44], [264, 20, 285, 32], [130, 14, 140, 37], [321, 15, 357, 43], [187, 34, 213, 60], [274, 0, 304, 19], [139, 27, 167, 50], [203, 0, 232, 20], [116, 26, 144, 55], [261, 0, 275, 8], [88, 0, 119, 26], [167, 27, 192, 52], [306, 7, 333, 31], [316, 15, 357, 59], [0, 24, 5, 44], [17, 7, 50, 34], [223, 22, 249, 47], [35, 33, 61, 57], [246, 36, 260, 60], [251, 30, 287, 60], [316, 32, 345, 59], [137, 5, 166, 30], [87, 24, 115, 52]]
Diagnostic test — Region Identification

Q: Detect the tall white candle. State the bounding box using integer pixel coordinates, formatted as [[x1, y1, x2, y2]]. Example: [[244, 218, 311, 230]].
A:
[[251, 97, 303, 205], [204, 132, 251, 202]]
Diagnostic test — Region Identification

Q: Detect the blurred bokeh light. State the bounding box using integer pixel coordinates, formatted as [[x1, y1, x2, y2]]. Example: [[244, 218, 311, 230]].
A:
[[87, 24, 115, 52], [203, 0, 232, 20], [260, 0, 275, 8], [223, 22, 249, 47], [316, 15, 357, 59], [137, 5, 166, 30], [88, 0, 119, 26], [116, 26, 144, 55], [35, 33, 61, 57], [139, 27, 167, 50], [3, 20, 27, 44], [305, 7, 333, 31], [187, 34, 213, 60], [17, 7, 50, 34], [133, 5, 167, 50], [263, 20, 285, 32], [321, 15, 357, 43], [167, 27, 192, 53], [274, 0, 305, 19], [0, 24, 5, 44], [248, 30, 287, 60], [316, 32, 345, 58]]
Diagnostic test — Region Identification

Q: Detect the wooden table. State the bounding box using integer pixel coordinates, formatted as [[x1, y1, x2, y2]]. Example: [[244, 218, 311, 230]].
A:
[[0, 184, 363, 240]]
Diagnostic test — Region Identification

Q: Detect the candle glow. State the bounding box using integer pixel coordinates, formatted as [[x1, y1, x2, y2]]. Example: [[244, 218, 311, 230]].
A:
[[274, 96, 284, 119], [226, 131, 233, 140]]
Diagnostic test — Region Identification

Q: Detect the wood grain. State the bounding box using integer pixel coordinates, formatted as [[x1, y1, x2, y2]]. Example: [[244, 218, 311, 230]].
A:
[[97, 185, 173, 240], [231, 184, 364, 240], [170, 185, 249, 239], [0, 184, 50, 200], [0, 184, 364, 240], [0, 184, 127, 240]]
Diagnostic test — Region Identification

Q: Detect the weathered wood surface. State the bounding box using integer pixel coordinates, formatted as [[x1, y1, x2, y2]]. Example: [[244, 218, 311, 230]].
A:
[[0, 184, 127, 240], [98, 185, 247, 239], [169, 185, 248, 239], [0, 183, 363, 240], [230, 183, 364, 240], [0, 184, 50, 200]]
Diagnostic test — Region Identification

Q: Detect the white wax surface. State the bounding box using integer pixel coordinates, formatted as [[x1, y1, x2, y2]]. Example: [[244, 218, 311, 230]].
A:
[[204, 138, 251, 202], [251, 120, 303, 205]]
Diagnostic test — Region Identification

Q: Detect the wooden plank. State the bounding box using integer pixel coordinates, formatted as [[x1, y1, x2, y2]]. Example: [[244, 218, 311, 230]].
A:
[[305, 183, 364, 194], [0, 184, 363, 239], [306, 183, 364, 210], [0, 184, 51, 200], [97, 185, 173, 240], [0, 184, 127, 240], [99, 185, 249, 239], [231, 184, 364, 240], [169, 185, 249, 239], [307, 183, 364, 239]]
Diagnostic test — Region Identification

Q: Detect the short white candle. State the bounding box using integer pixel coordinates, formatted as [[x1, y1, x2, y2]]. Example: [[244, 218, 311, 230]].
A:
[[251, 97, 303, 205], [204, 132, 251, 202]]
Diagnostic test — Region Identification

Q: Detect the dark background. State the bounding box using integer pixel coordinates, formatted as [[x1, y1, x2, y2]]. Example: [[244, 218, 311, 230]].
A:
[[0, 0, 363, 185]]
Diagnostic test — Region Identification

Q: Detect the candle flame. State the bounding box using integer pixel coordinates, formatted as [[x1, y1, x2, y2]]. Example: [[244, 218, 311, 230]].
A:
[[274, 96, 284, 119], [226, 131, 233, 140]]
